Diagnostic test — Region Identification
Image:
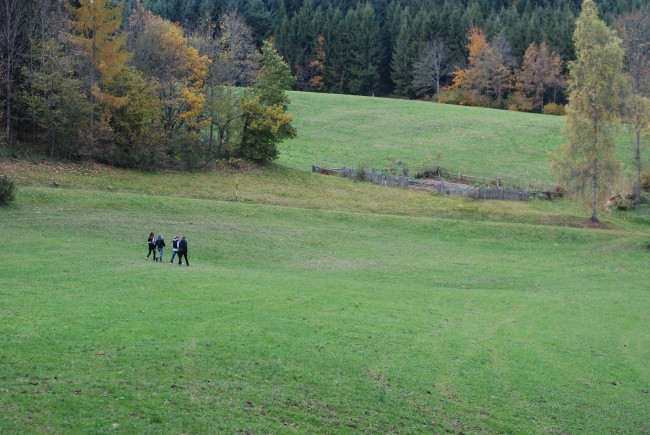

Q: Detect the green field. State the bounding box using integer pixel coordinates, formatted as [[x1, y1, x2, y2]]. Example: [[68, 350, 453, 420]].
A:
[[281, 92, 565, 184], [2, 94, 650, 434]]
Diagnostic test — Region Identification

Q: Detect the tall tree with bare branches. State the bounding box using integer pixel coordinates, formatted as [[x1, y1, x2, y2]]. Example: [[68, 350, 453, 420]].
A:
[[0, 0, 30, 141], [412, 39, 448, 98]]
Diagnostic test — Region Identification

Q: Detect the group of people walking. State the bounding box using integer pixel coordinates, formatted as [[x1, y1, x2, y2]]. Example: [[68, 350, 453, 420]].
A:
[[147, 232, 189, 266]]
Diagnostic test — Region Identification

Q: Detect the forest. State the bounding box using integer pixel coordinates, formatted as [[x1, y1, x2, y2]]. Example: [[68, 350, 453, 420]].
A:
[[1, 0, 649, 169]]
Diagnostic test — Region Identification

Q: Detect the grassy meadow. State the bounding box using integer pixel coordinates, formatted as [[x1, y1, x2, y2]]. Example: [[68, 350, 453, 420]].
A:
[[2, 93, 650, 434], [281, 92, 565, 183]]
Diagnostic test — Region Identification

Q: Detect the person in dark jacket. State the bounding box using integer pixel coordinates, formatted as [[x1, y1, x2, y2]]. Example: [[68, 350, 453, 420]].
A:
[[177, 236, 189, 266], [155, 233, 166, 262], [146, 232, 156, 260]]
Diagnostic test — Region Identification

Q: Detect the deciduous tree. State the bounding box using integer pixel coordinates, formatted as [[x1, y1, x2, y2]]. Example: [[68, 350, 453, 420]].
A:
[[69, 0, 130, 150], [551, 0, 625, 222], [517, 42, 563, 112], [23, 38, 90, 158], [451, 28, 512, 107], [412, 38, 448, 97], [0, 0, 30, 141], [295, 35, 325, 91], [617, 10, 650, 201], [240, 40, 296, 161]]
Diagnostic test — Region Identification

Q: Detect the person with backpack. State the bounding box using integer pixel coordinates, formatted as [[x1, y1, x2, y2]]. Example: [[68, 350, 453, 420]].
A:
[[146, 232, 156, 260], [177, 236, 189, 266], [169, 236, 179, 265], [155, 233, 166, 262]]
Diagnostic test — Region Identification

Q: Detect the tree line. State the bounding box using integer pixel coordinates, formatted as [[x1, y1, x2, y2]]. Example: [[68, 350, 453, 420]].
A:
[[135, 0, 649, 102], [1, 0, 296, 169]]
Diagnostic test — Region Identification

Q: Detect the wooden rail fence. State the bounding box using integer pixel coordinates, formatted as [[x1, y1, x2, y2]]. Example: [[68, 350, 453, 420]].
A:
[[312, 166, 532, 202]]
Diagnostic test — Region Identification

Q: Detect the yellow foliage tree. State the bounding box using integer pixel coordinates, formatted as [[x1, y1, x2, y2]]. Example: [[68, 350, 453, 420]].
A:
[[239, 96, 296, 161], [159, 24, 211, 137]]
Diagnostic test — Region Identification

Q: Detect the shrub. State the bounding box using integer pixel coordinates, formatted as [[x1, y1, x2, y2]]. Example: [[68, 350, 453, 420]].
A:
[[612, 196, 633, 210], [0, 175, 16, 205], [356, 159, 370, 181], [506, 92, 533, 112], [543, 102, 566, 116], [641, 169, 650, 191], [438, 89, 464, 105]]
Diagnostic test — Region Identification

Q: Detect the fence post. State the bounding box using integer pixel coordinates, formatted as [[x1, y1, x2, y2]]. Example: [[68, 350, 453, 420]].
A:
[[458, 173, 462, 181]]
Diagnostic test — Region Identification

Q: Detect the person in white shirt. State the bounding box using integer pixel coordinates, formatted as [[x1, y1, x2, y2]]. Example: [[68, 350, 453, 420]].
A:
[[169, 235, 179, 265]]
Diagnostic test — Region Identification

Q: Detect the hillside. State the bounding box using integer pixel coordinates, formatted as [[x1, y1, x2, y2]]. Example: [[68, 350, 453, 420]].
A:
[[1, 182, 650, 434], [281, 92, 565, 184], [2, 94, 650, 434]]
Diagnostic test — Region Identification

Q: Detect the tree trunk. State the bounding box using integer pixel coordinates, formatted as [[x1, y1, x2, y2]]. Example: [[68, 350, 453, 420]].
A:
[[591, 119, 598, 222], [6, 54, 11, 142], [635, 128, 642, 202], [209, 122, 214, 151], [208, 85, 214, 151], [50, 130, 54, 158]]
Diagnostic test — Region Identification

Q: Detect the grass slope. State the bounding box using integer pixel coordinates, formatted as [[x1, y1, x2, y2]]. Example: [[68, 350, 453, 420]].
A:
[[281, 93, 565, 184], [1, 186, 650, 434], [2, 96, 650, 434]]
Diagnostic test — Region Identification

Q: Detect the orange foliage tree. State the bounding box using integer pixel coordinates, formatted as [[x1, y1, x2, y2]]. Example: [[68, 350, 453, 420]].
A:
[[70, 0, 130, 147], [516, 41, 563, 112], [449, 27, 512, 107]]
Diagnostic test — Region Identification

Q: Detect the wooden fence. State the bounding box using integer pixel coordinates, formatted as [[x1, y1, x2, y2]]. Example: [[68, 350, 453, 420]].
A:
[[436, 170, 560, 199], [313, 166, 530, 202], [338, 166, 409, 187], [411, 179, 530, 201]]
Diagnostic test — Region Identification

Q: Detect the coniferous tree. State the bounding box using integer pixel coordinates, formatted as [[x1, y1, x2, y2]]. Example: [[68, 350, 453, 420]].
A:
[[322, 8, 350, 93], [70, 0, 131, 150], [390, 16, 416, 96], [347, 2, 384, 96]]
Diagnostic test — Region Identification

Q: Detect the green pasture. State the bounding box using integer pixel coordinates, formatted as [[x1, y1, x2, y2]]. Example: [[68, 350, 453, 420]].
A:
[[2, 94, 650, 433], [281, 92, 646, 187], [1, 184, 649, 434], [281, 93, 565, 183]]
